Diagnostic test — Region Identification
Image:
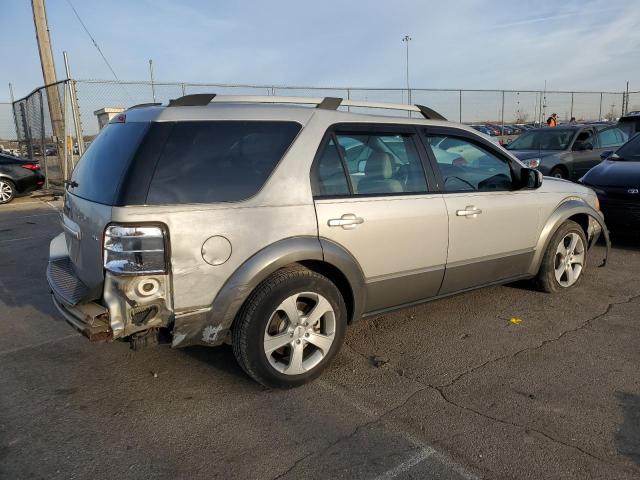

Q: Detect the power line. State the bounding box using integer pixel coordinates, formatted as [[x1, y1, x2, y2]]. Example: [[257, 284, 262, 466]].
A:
[[65, 0, 121, 82]]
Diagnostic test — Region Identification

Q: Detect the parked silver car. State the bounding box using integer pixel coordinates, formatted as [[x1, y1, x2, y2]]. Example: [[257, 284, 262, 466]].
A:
[[47, 94, 609, 388], [506, 124, 628, 180]]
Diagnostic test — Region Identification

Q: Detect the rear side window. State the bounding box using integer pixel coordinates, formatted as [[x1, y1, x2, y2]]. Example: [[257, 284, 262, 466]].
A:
[[147, 121, 300, 204], [597, 126, 628, 148], [68, 122, 149, 205]]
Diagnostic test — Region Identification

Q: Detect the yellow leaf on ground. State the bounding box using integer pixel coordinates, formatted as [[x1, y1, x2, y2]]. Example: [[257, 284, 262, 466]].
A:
[[510, 317, 523, 325]]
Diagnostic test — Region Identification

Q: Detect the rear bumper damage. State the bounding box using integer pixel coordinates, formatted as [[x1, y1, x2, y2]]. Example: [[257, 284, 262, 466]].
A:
[[51, 293, 112, 342], [47, 233, 175, 343]]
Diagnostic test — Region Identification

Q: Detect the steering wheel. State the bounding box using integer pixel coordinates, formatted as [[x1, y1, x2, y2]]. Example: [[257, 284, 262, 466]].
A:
[[444, 176, 476, 190]]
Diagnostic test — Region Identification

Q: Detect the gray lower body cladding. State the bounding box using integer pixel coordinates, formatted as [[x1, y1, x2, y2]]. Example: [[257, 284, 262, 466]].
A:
[[170, 236, 368, 348]]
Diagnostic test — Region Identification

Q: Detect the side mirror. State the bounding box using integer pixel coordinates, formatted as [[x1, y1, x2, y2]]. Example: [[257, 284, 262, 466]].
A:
[[520, 167, 543, 189], [600, 150, 613, 160]]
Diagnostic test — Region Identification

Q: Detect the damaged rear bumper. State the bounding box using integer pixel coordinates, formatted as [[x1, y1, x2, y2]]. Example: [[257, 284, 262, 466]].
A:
[[51, 293, 112, 342], [46, 255, 112, 341], [47, 233, 175, 343]]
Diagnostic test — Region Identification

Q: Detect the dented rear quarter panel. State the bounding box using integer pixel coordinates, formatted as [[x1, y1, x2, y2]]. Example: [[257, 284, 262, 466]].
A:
[[109, 114, 331, 345]]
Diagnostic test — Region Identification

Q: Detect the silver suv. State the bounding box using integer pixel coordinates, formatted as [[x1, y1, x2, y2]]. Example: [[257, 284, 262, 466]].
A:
[[47, 94, 609, 388]]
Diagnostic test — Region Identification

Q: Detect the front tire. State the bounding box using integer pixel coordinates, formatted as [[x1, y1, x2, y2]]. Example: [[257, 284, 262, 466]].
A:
[[232, 266, 347, 388], [549, 166, 567, 179], [0, 179, 15, 204], [536, 220, 587, 293]]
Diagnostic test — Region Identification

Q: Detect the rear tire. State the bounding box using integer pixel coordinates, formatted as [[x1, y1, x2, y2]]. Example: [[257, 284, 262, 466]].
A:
[[549, 166, 567, 179], [0, 179, 15, 204], [536, 220, 587, 293], [232, 265, 347, 388]]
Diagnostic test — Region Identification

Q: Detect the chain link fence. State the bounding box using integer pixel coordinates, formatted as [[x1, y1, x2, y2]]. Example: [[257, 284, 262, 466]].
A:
[[0, 103, 18, 144], [10, 81, 71, 187], [5, 78, 639, 184]]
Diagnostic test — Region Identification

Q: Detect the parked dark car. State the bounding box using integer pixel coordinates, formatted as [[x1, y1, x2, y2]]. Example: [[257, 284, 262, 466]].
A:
[[0, 153, 45, 204], [483, 124, 501, 136], [579, 133, 640, 229], [470, 125, 493, 136], [617, 111, 640, 138], [505, 124, 629, 180], [45, 144, 58, 156]]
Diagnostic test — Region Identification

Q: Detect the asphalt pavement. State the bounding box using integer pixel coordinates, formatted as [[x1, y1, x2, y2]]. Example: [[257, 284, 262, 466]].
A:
[[0, 195, 639, 479]]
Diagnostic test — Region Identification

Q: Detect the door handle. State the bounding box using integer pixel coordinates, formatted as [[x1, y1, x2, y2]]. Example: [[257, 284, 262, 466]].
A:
[[328, 214, 364, 229], [456, 206, 482, 217]]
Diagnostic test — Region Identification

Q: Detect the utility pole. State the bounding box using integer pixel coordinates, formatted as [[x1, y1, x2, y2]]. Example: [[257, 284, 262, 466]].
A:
[[149, 59, 156, 102], [402, 35, 412, 114], [541, 80, 547, 125], [64, 51, 84, 159], [625, 81, 629, 116], [31, 0, 64, 172]]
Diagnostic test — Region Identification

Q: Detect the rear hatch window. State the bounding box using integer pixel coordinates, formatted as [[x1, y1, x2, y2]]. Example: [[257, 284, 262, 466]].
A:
[[146, 121, 301, 204], [67, 122, 149, 205]]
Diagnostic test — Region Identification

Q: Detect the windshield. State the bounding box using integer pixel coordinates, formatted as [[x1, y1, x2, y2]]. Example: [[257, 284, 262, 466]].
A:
[[507, 129, 574, 151], [613, 133, 640, 161]]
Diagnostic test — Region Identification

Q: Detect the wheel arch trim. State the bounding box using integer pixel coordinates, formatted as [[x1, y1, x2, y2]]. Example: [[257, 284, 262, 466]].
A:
[[529, 198, 610, 275], [171, 236, 366, 348]]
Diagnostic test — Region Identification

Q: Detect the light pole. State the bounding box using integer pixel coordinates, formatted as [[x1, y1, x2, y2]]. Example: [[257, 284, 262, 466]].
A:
[[402, 35, 412, 107]]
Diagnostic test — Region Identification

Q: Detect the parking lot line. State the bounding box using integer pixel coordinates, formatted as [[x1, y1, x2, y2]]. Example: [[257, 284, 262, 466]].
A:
[[0, 333, 78, 357], [45, 200, 62, 213], [372, 448, 435, 480], [318, 379, 479, 480]]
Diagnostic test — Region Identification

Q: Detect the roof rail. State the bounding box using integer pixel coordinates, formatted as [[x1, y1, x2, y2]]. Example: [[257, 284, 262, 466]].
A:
[[128, 102, 162, 110], [166, 94, 447, 120]]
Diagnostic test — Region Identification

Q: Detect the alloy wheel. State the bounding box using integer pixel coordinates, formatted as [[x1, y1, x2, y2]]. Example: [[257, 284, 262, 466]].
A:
[[263, 292, 336, 375], [554, 232, 585, 287], [0, 181, 13, 203]]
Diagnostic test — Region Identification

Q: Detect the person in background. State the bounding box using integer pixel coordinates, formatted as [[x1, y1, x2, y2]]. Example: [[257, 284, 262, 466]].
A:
[[546, 113, 558, 127], [569, 117, 577, 124]]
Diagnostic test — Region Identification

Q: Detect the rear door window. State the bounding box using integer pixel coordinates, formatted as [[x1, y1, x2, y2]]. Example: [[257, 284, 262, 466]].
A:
[[597, 126, 628, 148], [335, 133, 428, 195], [68, 122, 149, 205], [147, 121, 301, 204]]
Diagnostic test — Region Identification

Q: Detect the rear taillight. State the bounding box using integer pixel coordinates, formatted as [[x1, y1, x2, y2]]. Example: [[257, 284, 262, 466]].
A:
[[110, 113, 126, 124], [103, 225, 167, 275], [21, 164, 40, 171]]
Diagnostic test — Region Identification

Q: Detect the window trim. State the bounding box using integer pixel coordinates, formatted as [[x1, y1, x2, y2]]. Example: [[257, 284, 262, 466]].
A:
[[309, 133, 352, 198], [419, 126, 523, 194], [310, 122, 438, 199]]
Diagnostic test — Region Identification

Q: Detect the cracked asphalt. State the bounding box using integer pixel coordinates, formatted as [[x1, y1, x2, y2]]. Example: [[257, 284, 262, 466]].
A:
[[1, 195, 639, 479]]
